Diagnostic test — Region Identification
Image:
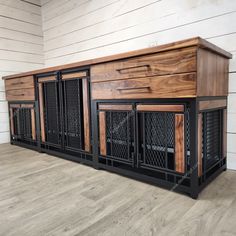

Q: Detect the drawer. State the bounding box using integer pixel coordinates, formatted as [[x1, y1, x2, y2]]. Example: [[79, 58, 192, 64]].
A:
[[6, 88, 35, 101], [5, 76, 34, 91], [91, 47, 196, 83], [92, 73, 196, 99]]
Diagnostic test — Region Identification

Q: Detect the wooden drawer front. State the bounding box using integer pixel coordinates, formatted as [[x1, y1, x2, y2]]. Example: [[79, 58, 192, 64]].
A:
[[6, 88, 35, 101], [5, 76, 34, 91], [92, 73, 196, 99], [91, 47, 196, 83]]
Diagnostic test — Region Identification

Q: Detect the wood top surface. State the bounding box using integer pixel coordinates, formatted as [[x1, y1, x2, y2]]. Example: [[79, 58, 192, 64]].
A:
[[2, 37, 232, 80]]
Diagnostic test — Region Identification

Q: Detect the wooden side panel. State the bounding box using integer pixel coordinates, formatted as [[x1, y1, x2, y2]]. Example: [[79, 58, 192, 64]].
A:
[[99, 104, 133, 111], [198, 114, 203, 176], [223, 109, 227, 159], [92, 73, 196, 100], [91, 47, 197, 82], [199, 99, 227, 111], [99, 112, 106, 156], [10, 108, 14, 136], [137, 104, 184, 112], [6, 88, 35, 101], [175, 114, 185, 173], [31, 108, 36, 141], [38, 76, 56, 83], [62, 71, 87, 80], [38, 83, 45, 142], [82, 78, 90, 152], [197, 48, 229, 97]]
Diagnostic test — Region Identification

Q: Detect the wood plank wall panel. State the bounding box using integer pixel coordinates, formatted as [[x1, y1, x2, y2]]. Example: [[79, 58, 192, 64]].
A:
[[175, 114, 185, 173], [31, 108, 36, 141], [38, 83, 45, 142], [40, 0, 236, 169], [82, 79, 90, 152], [99, 112, 107, 156], [0, 0, 43, 144]]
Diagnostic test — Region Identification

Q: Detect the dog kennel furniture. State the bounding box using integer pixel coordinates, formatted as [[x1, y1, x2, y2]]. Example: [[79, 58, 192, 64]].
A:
[[3, 37, 232, 198]]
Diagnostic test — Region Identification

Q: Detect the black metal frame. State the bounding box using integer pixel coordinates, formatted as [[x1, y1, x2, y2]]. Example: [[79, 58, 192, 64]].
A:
[[91, 97, 227, 199], [8, 69, 227, 198]]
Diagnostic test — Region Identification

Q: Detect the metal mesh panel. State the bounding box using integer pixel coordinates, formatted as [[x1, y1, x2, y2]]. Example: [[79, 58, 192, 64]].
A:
[[140, 112, 175, 169], [13, 108, 32, 141], [203, 110, 221, 170], [63, 79, 84, 150], [106, 111, 134, 162], [43, 82, 60, 145]]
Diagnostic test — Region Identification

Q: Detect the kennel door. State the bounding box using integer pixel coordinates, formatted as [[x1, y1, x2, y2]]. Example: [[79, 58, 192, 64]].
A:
[[61, 71, 90, 153], [38, 76, 61, 147], [137, 104, 186, 173], [9, 103, 36, 145], [98, 104, 135, 165]]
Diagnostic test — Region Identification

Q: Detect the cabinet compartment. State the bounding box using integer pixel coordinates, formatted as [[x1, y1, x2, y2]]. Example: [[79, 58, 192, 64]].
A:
[[9, 103, 36, 146]]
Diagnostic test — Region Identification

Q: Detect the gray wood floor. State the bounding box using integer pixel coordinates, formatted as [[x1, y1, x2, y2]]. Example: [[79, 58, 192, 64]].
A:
[[0, 143, 236, 236]]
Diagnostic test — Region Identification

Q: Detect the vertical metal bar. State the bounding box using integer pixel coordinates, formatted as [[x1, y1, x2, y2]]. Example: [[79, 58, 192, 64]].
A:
[[78, 79, 83, 150], [203, 113, 207, 181], [43, 83, 48, 144], [63, 80, 68, 148], [127, 111, 130, 160], [189, 99, 199, 199], [142, 112, 146, 165], [110, 111, 113, 156], [55, 80, 60, 145], [164, 112, 168, 169]]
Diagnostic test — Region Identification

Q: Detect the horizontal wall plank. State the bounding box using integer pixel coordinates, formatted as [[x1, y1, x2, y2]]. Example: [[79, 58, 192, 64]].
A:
[[228, 113, 236, 133], [0, 16, 43, 36], [228, 94, 236, 114], [0, 0, 41, 15], [0, 132, 10, 144], [228, 152, 236, 170], [228, 133, 236, 153], [0, 50, 44, 64], [0, 4, 42, 25], [229, 73, 236, 92], [0, 38, 43, 55], [0, 28, 43, 45]]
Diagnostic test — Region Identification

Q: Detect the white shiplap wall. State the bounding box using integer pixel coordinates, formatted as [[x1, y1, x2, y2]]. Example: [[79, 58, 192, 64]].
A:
[[0, 0, 44, 143], [41, 0, 236, 169]]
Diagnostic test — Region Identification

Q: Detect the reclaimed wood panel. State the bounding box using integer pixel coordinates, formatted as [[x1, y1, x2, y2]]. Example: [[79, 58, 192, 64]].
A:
[[137, 104, 184, 112], [198, 113, 203, 176], [197, 48, 229, 97], [99, 111, 106, 156], [175, 114, 185, 173], [5, 76, 34, 91], [92, 73, 196, 100], [38, 83, 45, 142], [38, 76, 56, 83], [62, 71, 87, 80], [6, 88, 35, 101], [31, 108, 36, 141], [91, 47, 197, 82], [21, 104, 34, 108], [199, 99, 227, 111], [82, 78, 90, 152], [9, 108, 14, 136], [99, 104, 133, 111]]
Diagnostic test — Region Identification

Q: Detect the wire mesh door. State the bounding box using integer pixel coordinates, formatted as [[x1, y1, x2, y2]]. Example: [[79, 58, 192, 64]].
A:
[[10, 104, 36, 145], [137, 104, 186, 174], [98, 104, 135, 165], [42, 81, 61, 147], [62, 79, 84, 152]]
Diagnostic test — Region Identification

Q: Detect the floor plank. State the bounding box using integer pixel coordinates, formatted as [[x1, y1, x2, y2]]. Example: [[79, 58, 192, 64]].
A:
[[0, 143, 236, 236]]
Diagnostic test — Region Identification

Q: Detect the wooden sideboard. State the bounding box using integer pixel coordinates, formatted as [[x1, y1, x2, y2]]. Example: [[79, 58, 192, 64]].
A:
[[3, 37, 232, 198]]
